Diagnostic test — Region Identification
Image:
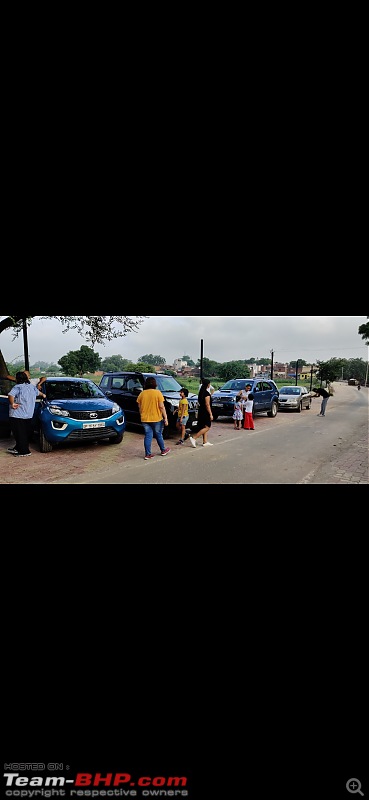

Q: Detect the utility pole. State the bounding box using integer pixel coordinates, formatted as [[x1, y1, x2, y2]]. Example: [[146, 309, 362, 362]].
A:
[[295, 360, 300, 386], [270, 349, 274, 380], [200, 339, 204, 383], [310, 365, 314, 392], [22, 318, 30, 372]]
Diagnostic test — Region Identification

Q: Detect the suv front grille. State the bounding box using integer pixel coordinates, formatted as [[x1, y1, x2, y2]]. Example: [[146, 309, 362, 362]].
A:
[[68, 409, 113, 421]]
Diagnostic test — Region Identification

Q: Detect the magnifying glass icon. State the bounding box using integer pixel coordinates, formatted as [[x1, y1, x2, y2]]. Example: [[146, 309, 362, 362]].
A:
[[347, 780, 364, 797]]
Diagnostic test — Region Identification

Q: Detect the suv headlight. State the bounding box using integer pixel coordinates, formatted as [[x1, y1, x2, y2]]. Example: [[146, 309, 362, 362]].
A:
[[170, 399, 180, 409], [49, 406, 70, 417], [112, 403, 120, 414]]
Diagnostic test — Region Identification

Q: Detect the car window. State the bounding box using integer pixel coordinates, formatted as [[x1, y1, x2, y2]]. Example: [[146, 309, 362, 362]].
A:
[[100, 375, 109, 389], [127, 378, 143, 391], [155, 376, 182, 392], [112, 378, 124, 389]]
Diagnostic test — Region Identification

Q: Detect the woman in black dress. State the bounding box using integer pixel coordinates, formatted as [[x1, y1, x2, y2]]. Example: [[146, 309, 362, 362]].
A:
[[189, 378, 214, 448]]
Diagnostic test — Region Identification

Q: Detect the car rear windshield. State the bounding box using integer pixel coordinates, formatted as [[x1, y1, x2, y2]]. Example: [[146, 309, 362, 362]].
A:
[[280, 387, 300, 395]]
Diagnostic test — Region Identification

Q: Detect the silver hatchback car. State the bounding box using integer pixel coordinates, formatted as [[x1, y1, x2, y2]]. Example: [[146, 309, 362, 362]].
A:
[[278, 386, 312, 413]]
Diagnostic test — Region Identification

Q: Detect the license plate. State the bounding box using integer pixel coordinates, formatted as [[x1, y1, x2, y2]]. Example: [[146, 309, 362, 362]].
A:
[[212, 403, 223, 407], [83, 422, 106, 429]]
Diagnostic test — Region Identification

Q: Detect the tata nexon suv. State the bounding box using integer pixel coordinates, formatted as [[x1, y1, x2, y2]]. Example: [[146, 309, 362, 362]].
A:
[[99, 372, 198, 437], [211, 378, 279, 420]]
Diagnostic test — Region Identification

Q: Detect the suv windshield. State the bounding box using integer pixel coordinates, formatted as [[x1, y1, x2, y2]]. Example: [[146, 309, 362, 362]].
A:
[[46, 381, 106, 401], [219, 380, 251, 391], [155, 376, 183, 392]]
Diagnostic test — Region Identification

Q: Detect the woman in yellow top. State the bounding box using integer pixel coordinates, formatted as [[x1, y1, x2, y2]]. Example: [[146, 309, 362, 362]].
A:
[[137, 377, 171, 460]]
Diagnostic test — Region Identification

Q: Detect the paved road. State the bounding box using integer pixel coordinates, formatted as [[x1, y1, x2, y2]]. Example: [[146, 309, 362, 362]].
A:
[[0, 383, 367, 484]]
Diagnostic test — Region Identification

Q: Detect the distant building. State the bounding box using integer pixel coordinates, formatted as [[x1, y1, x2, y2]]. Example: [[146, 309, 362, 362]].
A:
[[174, 358, 187, 373]]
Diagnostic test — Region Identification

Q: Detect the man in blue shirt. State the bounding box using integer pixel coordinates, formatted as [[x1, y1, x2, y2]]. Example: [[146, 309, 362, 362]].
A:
[[8, 371, 46, 457]]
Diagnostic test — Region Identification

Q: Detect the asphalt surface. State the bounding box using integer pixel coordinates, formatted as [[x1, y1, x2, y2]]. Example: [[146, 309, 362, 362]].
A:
[[0, 385, 368, 484]]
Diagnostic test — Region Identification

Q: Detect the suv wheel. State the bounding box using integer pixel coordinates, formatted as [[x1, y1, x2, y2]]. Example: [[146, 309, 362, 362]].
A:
[[267, 401, 278, 418], [40, 428, 53, 453]]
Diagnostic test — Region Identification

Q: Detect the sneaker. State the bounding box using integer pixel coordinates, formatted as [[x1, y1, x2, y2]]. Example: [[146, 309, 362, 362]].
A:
[[144, 454, 155, 460], [203, 442, 214, 447], [176, 440, 184, 446], [7, 447, 18, 454], [189, 437, 197, 448], [184, 433, 190, 441], [161, 448, 171, 456], [14, 452, 31, 457]]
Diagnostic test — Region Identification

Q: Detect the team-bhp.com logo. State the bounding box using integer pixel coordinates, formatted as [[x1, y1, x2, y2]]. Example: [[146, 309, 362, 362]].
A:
[[3, 772, 189, 798]]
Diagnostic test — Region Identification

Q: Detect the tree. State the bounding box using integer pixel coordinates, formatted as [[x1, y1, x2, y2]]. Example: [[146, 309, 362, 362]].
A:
[[218, 361, 251, 382], [0, 316, 148, 345], [58, 346, 101, 377], [138, 354, 166, 365], [126, 361, 155, 373], [201, 358, 222, 378], [182, 355, 195, 366], [101, 355, 130, 373], [358, 316, 369, 345]]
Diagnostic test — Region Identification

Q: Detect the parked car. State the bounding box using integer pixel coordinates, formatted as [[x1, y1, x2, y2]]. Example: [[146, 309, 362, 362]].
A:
[[211, 379, 279, 420], [1, 376, 125, 452], [99, 372, 198, 437], [278, 385, 312, 413]]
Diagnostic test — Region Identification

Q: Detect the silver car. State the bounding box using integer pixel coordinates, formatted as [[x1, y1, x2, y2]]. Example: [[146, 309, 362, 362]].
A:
[[278, 386, 312, 413]]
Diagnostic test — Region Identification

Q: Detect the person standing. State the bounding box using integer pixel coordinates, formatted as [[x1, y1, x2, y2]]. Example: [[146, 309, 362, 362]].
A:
[[199, 382, 215, 395], [137, 376, 171, 460], [176, 387, 190, 445], [189, 378, 213, 448], [238, 383, 252, 425], [243, 392, 255, 430], [233, 396, 243, 430], [313, 386, 331, 417], [8, 371, 46, 457]]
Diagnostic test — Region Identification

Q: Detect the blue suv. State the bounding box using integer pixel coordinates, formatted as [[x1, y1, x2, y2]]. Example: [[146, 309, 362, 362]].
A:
[[1, 376, 125, 452], [212, 378, 279, 420]]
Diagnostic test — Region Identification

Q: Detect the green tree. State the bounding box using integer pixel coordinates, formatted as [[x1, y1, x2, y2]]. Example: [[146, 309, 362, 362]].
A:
[[201, 357, 222, 378], [101, 355, 130, 372], [182, 354, 196, 366], [218, 361, 251, 382], [58, 346, 101, 377], [126, 361, 155, 373], [347, 358, 367, 384], [138, 354, 166, 365], [316, 359, 344, 384], [358, 315, 369, 345], [0, 316, 148, 345]]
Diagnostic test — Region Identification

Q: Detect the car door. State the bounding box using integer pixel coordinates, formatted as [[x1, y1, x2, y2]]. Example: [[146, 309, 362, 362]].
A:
[[103, 375, 126, 412], [252, 381, 264, 413], [123, 375, 145, 423], [301, 387, 309, 409]]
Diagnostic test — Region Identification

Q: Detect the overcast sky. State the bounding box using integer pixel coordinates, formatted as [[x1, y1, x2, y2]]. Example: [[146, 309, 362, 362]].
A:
[[0, 316, 367, 367]]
